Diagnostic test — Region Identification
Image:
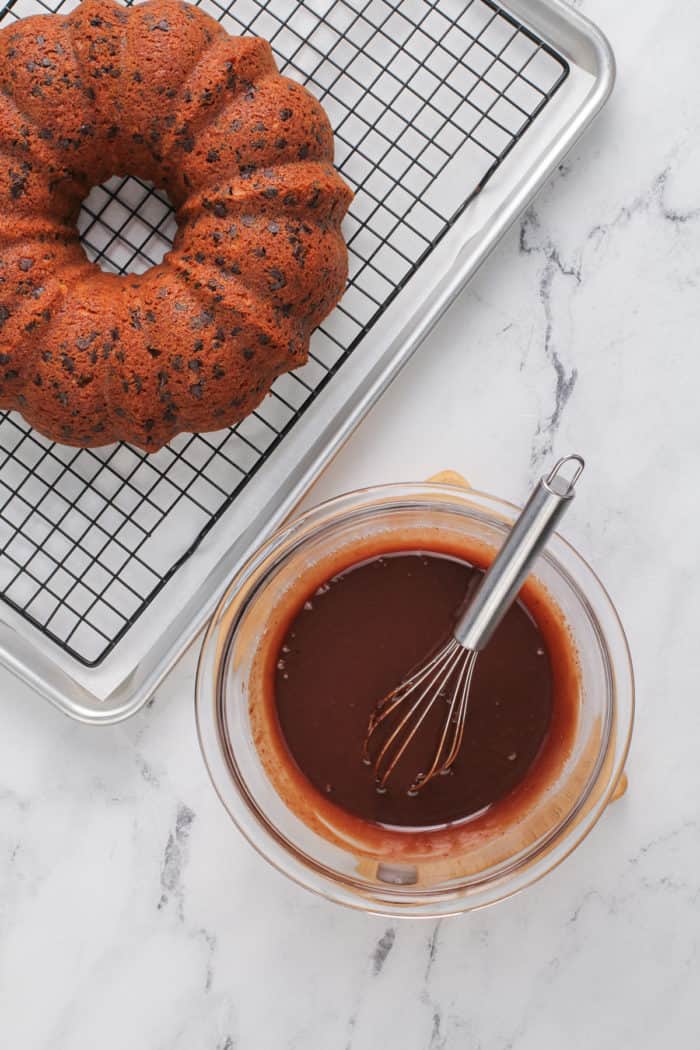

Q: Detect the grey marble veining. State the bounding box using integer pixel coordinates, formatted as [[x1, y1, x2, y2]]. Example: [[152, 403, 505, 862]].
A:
[[3, 0, 700, 1045]]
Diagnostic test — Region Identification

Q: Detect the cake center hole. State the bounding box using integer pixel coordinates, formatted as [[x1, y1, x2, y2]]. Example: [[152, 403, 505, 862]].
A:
[[77, 175, 177, 275]]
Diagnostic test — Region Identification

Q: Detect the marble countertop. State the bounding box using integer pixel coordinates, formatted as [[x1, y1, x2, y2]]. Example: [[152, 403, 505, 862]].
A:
[[3, 0, 700, 1045]]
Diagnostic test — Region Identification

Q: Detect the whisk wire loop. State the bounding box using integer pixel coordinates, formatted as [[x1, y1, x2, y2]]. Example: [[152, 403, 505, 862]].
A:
[[371, 639, 463, 790], [418, 648, 478, 789]]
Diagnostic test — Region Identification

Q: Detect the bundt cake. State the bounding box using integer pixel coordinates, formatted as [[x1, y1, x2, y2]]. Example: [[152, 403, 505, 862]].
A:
[[0, 0, 352, 451]]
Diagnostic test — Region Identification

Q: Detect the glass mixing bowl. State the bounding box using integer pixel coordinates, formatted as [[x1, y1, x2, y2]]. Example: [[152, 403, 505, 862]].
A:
[[195, 482, 634, 917]]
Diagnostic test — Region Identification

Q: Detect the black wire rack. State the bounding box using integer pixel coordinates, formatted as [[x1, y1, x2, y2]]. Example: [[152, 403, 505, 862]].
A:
[[0, 0, 567, 667]]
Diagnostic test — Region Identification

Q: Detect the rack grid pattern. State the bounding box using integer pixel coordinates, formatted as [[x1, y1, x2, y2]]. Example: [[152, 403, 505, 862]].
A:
[[0, 0, 567, 665]]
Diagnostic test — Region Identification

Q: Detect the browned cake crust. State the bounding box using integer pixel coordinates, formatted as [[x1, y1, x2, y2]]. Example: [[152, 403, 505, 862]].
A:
[[0, 0, 352, 450]]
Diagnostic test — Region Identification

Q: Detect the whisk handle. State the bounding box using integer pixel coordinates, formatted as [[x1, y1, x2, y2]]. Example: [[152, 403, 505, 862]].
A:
[[454, 455, 584, 651]]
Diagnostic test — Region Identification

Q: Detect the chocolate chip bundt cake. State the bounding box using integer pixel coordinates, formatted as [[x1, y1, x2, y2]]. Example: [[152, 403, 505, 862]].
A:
[[0, 0, 351, 450]]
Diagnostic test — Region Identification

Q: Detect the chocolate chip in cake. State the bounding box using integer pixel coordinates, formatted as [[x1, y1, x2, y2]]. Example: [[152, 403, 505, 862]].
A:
[[267, 268, 287, 291]]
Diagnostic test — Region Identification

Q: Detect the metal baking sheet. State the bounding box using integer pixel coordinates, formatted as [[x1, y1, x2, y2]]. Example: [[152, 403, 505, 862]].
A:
[[0, 0, 614, 721]]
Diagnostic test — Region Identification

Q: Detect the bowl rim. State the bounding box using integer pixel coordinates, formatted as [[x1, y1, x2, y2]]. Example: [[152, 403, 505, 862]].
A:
[[195, 480, 635, 917]]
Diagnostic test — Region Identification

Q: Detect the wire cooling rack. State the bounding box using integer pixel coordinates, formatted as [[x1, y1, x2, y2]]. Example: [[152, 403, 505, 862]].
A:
[[0, 0, 568, 667]]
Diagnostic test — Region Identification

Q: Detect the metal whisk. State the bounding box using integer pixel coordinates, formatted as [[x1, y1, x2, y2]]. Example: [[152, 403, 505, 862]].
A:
[[363, 455, 585, 794]]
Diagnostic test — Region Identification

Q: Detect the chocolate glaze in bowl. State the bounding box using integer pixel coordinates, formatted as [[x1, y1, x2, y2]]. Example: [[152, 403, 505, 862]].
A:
[[251, 537, 581, 857], [196, 483, 634, 916], [271, 549, 568, 828]]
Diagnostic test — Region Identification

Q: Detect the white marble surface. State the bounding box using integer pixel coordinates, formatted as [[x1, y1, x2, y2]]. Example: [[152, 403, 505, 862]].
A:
[[3, 0, 700, 1045]]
